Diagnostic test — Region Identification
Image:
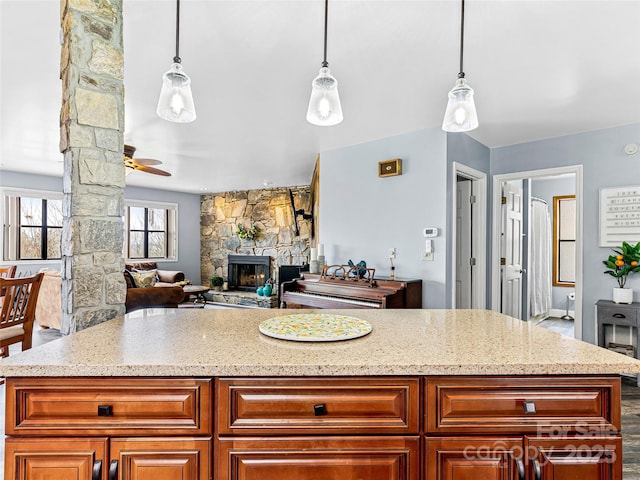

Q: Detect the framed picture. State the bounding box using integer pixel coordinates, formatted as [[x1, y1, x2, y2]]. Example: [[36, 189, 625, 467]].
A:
[[378, 158, 402, 177], [599, 185, 640, 246]]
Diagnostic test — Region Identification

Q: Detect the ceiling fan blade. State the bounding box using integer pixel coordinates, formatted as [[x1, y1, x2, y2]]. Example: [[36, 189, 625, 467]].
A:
[[130, 158, 162, 166], [135, 164, 172, 176]]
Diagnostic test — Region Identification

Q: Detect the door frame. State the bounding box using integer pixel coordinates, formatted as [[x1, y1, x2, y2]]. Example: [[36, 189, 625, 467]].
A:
[[451, 162, 487, 309], [491, 165, 583, 339]]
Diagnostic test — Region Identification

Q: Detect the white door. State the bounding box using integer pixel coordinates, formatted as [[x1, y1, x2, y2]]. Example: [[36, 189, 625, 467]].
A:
[[501, 180, 524, 318], [456, 178, 472, 308]]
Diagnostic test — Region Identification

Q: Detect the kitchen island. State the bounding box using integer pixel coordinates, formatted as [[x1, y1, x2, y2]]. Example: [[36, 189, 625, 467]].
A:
[[2, 308, 640, 480]]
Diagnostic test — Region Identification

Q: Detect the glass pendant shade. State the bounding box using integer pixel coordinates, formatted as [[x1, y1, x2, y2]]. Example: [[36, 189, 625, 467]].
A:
[[442, 77, 478, 132], [156, 62, 196, 123], [306, 67, 343, 126]]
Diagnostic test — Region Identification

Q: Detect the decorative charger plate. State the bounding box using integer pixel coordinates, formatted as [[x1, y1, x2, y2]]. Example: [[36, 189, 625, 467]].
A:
[[259, 313, 372, 342]]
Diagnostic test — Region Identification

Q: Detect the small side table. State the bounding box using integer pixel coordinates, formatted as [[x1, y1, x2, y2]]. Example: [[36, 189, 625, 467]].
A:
[[182, 285, 210, 306], [596, 299, 640, 385]]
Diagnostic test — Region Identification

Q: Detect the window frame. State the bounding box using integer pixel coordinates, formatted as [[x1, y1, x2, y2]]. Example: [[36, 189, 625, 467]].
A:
[[552, 194, 576, 287], [1, 187, 64, 263], [124, 199, 178, 262]]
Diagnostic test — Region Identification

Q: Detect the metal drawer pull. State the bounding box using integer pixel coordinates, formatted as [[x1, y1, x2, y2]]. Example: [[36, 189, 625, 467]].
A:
[[97, 405, 113, 417], [92, 460, 102, 480], [108, 460, 118, 480], [314, 403, 327, 416], [532, 459, 541, 480], [613, 313, 626, 318], [523, 401, 536, 414], [516, 458, 525, 480]]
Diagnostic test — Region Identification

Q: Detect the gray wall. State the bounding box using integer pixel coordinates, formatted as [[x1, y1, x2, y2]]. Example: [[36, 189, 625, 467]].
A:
[[0, 171, 201, 282], [491, 123, 640, 343], [319, 127, 448, 308], [446, 133, 491, 306]]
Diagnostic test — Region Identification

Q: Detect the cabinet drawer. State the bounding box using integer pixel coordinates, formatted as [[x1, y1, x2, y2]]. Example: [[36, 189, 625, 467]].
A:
[[426, 376, 620, 434], [5, 377, 212, 435], [598, 305, 639, 327], [216, 436, 420, 480], [216, 377, 420, 434]]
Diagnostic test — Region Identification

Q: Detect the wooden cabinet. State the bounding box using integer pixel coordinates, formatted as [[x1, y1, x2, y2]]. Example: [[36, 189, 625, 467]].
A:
[[217, 437, 420, 480], [110, 437, 211, 480], [3, 378, 212, 480], [4, 437, 108, 480], [425, 376, 622, 480], [426, 437, 523, 480], [3, 374, 625, 480], [215, 377, 420, 480], [216, 376, 419, 435]]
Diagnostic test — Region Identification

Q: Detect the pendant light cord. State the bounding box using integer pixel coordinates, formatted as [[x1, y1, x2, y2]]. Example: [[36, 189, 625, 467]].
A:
[[322, 0, 329, 68], [458, 0, 465, 78], [174, 0, 181, 63]]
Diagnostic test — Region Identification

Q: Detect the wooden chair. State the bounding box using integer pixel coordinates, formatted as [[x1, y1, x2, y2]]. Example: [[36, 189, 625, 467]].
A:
[[0, 272, 44, 357], [0, 264, 17, 279], [0, 264, 17, 298]]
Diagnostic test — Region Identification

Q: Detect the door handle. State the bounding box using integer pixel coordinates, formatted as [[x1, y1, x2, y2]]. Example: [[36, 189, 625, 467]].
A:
[[313, 403, 327, 416], [516, 458, 525, 480], [532, 459, 541, 480], [92, 460, 102, 480], [108, 459, 118, 480], [613, 313, 626, 319]]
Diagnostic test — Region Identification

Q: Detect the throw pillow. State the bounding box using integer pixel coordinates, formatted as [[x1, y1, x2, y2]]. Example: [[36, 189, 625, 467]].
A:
[[130, 269, 158, 288]]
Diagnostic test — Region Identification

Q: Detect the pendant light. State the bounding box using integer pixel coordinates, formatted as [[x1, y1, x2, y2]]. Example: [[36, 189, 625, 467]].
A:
[[156, 0, 196, 123], [442, 0, 478, 132], [306, 0, 343, 126]]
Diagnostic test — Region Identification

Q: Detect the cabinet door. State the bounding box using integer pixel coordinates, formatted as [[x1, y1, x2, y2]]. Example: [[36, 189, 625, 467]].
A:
[[217, 436, 420, 480], [4, 437, 108, 480], [526, 436, 622, 480], [109, 437, 211, 480], [426, 437, 523, 480]]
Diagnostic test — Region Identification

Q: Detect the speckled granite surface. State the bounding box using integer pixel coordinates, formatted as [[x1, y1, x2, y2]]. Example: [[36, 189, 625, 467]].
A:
[[1, 308, 640, 377]]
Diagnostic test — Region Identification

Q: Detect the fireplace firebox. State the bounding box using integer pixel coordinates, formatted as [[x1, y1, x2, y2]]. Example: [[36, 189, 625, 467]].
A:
[[228, 255, 271, 292]]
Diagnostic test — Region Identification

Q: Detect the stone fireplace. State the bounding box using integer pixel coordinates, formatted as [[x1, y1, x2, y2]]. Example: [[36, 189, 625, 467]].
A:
[[228, 255, 271, 292]]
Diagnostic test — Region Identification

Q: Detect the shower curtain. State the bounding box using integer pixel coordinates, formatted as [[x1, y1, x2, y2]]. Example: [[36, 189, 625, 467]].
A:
[[530, 198, 552, 317]]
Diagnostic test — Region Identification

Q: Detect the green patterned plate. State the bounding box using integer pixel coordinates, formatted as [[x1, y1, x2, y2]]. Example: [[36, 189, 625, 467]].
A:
[[259, 313, 372, 342]]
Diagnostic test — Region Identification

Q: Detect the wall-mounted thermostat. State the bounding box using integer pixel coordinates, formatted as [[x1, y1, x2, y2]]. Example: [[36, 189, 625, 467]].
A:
[[423, 227, 438, 237]]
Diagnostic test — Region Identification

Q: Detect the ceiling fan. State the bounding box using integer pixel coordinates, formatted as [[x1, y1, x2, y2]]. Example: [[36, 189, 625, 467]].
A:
[[124, 144, 171, 177]]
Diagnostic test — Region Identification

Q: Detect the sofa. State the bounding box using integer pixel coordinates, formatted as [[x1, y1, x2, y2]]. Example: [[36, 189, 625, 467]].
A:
[[124, 262, 186, 313]]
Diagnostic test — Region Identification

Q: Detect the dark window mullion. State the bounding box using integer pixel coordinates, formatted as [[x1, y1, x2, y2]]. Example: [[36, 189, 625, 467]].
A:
[[41, 199, 48, 259]]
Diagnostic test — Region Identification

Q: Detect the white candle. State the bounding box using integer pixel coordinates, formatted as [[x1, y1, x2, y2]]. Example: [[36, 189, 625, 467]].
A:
[[310, 247, 318, 261], [318, 244, 325, 256]]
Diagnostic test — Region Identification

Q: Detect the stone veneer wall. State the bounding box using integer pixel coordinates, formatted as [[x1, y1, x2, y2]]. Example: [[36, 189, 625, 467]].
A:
[[59, 0, 126, 333], [200, 186, 312, 286]]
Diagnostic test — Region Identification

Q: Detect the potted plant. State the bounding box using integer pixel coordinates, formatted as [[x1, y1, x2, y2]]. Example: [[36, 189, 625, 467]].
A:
[[603, 241, 640, 304], [210, 276, 224, 292]]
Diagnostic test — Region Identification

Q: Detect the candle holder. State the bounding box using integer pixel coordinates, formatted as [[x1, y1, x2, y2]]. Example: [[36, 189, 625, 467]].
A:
[[310, 260, 320, 274]]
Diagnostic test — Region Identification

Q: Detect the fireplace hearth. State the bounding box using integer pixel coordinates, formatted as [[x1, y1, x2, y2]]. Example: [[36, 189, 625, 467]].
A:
[[228, 255, 271, 292]]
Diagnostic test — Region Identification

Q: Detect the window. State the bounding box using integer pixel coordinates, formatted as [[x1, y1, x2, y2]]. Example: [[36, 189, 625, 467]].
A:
[[124, 200, 177, 261], [2, 188, 63, 261], [553, 195, 576, 286]]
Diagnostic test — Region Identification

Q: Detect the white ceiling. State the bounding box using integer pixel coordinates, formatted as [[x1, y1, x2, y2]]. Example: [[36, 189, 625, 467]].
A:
[[1, 1, 639, 195]]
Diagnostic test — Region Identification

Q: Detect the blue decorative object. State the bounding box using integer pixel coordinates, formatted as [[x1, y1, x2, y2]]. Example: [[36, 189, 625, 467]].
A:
[[347, 259, 367, 278], [262, 284, 273, 296], [256, 287, 264, 296]]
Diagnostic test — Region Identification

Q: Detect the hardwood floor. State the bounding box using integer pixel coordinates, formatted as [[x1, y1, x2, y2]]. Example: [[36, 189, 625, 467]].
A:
[[1, 319, 639, 476]]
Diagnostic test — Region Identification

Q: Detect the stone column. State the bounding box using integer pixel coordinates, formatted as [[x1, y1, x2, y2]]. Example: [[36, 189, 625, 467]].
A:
[[59, 0, 126, 333]]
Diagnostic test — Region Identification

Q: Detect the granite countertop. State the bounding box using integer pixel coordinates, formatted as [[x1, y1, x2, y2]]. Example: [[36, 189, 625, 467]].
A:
[[1, 308, 640, 377]]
